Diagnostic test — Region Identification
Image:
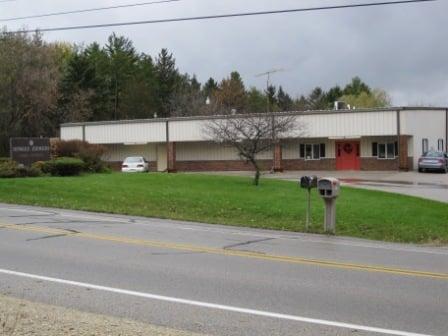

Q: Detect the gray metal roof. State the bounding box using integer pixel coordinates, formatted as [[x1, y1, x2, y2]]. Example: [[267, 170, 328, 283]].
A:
[[60, 106, 448, 128]]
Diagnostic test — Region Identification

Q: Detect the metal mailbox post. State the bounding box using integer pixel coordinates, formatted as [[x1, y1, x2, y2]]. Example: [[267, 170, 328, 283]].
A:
[[300, 176, 317, 231], [317, 177, 340, 234]]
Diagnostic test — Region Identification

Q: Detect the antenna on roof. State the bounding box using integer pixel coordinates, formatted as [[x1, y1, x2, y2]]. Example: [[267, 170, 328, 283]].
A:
[[255, 68, 285, 113]]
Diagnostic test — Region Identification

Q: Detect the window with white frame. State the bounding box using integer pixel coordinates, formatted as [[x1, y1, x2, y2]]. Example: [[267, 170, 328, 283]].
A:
[[372, 142, 396, 159], [438, 139, 444, 151], [300, 143, 326, 160]]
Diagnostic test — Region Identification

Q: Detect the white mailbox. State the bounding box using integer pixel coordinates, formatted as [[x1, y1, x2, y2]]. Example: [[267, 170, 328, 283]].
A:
[[317, 177, 341, 234], [317, 177, 340, 199]]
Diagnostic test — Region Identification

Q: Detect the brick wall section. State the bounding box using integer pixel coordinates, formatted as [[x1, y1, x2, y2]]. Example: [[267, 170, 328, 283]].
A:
[[167, 142, 176, 173], [273, 142, 283, 172], [108, 158, 405, 172], [398, 135, 410, 171], [361, 158, 399, 171], [176, 160, 272, 172], [283, 159, 336, 170]]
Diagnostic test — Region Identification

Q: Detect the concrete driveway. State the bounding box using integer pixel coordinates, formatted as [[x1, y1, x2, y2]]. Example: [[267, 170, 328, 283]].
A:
[[201, 171, 448, 203]]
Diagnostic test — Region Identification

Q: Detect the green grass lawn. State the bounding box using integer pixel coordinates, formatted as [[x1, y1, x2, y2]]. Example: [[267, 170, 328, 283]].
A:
[[0, 173, 447, 244]]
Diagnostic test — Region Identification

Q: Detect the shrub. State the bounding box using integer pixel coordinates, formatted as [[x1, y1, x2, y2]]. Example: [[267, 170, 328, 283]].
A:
[[0, 157, 10, 163], [0, 161, 42, 178], [27, 165, 43, 177], [42, 157, 85, 176], [0, 161, 19, 178], [31, 161, 46, 172], [52, 140, 107, 173]]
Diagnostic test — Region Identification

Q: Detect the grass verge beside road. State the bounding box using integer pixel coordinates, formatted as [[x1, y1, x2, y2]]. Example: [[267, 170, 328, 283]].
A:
[[0, 173, 447, 244]]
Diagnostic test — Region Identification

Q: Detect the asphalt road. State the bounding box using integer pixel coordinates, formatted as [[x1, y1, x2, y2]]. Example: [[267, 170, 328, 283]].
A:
[[0, 203, 447, 336]]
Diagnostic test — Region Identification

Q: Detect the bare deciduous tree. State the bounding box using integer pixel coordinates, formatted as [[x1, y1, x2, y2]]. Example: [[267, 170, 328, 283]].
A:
[[204, 114, 304, 185]]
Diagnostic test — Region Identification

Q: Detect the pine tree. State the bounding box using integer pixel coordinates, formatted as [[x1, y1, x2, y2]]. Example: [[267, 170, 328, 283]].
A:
[[277, 86, 293, 111], [155, 48, 179, 117]]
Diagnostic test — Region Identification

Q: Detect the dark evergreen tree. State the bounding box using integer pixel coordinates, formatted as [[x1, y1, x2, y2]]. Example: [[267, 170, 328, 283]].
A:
[[155, 48, 179, 117], [343, 76, 371, 96], [277, 86, 293, 111], [324, 85, 343, 108], [203, 77, 218, 98], [307, 87, 328, 110], [105, 34, 139, 120], [266, 85, 277, 112]]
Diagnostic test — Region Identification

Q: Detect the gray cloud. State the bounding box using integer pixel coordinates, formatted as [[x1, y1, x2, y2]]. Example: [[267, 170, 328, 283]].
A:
[[2, 0, 447, 105]]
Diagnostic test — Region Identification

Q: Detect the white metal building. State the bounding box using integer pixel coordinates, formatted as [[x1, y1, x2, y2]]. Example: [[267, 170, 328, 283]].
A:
[[60, 107, 448, 172]]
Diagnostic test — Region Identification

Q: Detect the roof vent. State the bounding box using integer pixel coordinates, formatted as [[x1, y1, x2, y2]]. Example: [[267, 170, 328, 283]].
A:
[[334, 101, 347, 110]]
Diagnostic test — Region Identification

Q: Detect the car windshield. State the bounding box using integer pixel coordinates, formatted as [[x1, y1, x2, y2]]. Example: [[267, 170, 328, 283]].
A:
[[423, 151, 443, 158], [125, 157, 143, 163]]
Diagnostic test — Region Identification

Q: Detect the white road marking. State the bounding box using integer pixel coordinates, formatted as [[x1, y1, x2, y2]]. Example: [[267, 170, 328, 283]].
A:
[[0, 268, 436, 336]]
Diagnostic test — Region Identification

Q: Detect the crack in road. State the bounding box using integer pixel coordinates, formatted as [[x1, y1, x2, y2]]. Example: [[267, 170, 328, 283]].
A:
[[26, 234, 69, 242], [223, 238, 275, 250], [26, 228, 81, 241], [55, 228, 80, 234]]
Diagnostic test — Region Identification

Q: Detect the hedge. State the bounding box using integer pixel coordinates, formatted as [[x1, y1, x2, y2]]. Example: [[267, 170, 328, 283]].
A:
[[41, 157, 85, 176]]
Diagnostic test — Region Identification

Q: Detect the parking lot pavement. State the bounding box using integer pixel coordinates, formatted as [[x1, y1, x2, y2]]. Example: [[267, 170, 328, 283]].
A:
[[194, 171, 448, 203]]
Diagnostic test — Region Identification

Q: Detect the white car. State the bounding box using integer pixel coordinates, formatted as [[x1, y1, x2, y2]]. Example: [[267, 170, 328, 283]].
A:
[[121, 157, 149, 173]]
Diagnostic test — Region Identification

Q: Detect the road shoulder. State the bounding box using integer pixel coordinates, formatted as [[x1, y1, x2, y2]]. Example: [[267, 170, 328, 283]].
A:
[[0, 294, 204, 336]]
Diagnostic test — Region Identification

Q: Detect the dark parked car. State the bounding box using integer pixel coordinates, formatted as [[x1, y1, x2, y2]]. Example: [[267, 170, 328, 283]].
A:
[[418, 151, 448, 173]]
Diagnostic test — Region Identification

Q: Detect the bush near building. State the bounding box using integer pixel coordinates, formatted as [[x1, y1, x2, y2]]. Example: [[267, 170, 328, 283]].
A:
[[0, 160, 42, 178], [51, 139, 109, 173], [0, 140, 109, 179], [40, 157, 85, 177]]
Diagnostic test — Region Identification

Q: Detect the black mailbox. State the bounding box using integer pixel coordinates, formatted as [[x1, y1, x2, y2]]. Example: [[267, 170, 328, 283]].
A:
[[300, 176, 318, 190]]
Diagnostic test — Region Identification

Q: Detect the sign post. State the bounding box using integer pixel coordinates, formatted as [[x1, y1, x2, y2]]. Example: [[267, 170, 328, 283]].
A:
[[10, 138, 51, 166], [299, 176, 318, 231]]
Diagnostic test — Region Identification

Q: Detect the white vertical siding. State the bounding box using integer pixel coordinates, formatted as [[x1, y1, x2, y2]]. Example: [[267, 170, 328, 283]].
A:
[[169, 120, 210, 142], [168, 111, 398, 142], [61, 126, 83, 141], [102, 144, 157, 162], [176, 142, 272, 161], [290, 111, 397, 138], [401, 109, 446, 168], [85, 122, 166, 144]]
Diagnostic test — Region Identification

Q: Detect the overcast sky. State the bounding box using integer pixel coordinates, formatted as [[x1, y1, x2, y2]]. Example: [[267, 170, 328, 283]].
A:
[[1, 0, 447, 106]]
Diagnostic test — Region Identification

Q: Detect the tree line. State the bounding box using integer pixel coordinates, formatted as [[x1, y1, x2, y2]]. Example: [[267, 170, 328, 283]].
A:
[[0, 30, 391, 155]]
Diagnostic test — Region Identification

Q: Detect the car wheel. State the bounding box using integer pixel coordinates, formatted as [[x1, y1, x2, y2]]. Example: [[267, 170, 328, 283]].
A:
[[418, 168, 423, 173]]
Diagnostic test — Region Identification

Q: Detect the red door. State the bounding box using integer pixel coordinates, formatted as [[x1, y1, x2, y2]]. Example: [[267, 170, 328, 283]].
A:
[[336, 141, 360, 170]]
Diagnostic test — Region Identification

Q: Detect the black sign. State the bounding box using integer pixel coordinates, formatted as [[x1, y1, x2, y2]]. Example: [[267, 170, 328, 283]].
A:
[[10, 138, 51, 166]]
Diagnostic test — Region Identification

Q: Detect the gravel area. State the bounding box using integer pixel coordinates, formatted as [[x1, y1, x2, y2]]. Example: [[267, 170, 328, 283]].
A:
[[0, 295, 204, 336]]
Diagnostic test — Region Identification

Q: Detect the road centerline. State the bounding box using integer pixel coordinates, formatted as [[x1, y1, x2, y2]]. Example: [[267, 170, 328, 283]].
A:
[[2, 222, 448, 280], [0, 268, 437, 336]]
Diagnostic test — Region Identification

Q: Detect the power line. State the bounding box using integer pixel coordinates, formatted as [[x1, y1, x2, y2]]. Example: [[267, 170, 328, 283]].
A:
[[0, 0, 180, 22], [11, 0, 436, 34]]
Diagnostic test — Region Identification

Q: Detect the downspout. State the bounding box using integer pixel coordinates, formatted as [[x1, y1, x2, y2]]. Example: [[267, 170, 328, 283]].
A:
[[396, 109, 400, 171], [165, 119, 170, 173], [446, 108, 448, 152]]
